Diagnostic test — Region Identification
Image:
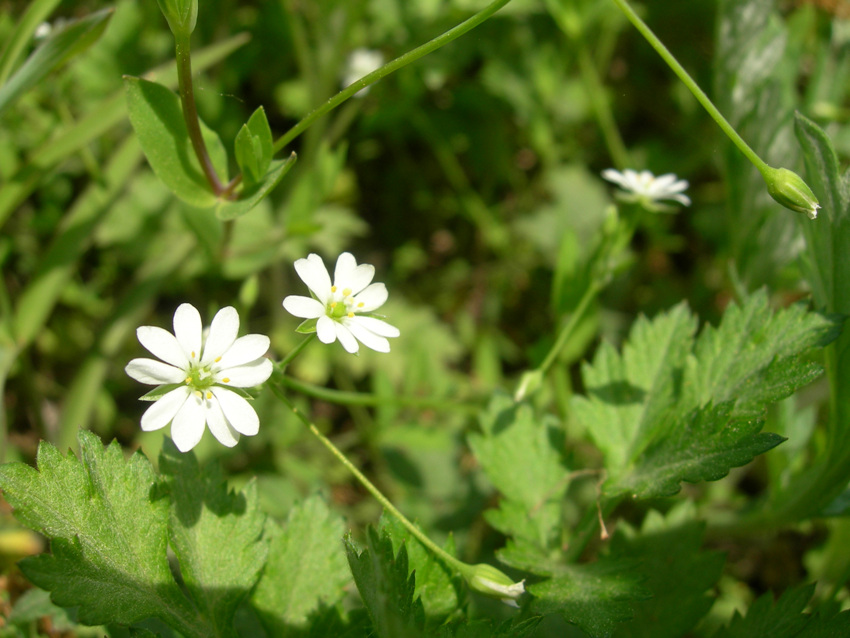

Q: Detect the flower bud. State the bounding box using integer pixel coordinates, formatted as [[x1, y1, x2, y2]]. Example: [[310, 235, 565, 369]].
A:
[[156, 0, 198, 37], [514, 369, 544, 401], [465, 563, 526, 607], [764, 166, 820, 220]]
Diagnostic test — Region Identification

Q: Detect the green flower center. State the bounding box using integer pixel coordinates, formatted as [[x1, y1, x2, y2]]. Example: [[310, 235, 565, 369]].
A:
[[326, 286, 366, 320], [184, 360, 223, 392]]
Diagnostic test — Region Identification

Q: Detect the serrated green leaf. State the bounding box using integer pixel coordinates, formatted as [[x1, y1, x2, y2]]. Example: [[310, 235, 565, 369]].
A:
[[529, 559, 650, 638], [125, 76, 229, 208], [572, 293, 839, 498], [0, 8, 113, 114], [437, 617, 542, 638], [252, 494, 351, 633], [713, 584, 815, 638], [345, 527, 426, 638], [215, 153, 297, 221], [158, 439, 268, 634], [618, 402, 785, 499], [0, 431, 203, 636], [379, 515, 459, 619], [610, 503, 725, 638], [468, 393, 568, 549], [234, 106, 274, 185]]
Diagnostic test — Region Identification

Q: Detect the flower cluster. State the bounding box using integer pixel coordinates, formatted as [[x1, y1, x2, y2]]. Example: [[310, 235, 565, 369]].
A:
[[127, 253, 398, 451]]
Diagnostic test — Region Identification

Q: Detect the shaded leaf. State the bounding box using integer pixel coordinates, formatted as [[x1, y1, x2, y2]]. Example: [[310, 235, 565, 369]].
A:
[[159, 439, 268, 634], [216, 152, 297, 221], [252, 494, 351, 634]]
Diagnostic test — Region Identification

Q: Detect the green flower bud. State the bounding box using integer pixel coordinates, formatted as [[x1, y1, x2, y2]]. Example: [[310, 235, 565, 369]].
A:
[[514, 369, 544, 401], [156, 0, 198, 37], [465, 563, 525, 607], [764, 166, 820, 220]]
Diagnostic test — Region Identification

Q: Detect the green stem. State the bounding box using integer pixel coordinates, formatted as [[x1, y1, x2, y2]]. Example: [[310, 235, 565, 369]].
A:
[[270, 381, 467, 574], [272, 0, 515, 153], [564, 493, 621, 563], [279, 374, 479, 414], [278, 334, 315, 370], [174, 33, 225, 195], [610, 0, 769, 175], [539, 280, 601, 375]]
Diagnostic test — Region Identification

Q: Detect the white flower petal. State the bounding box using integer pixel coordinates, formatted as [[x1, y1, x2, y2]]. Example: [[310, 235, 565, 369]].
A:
[[217, 334, 270, 369], [201, 306, 239, 364], [212, 387, 260, 436], [351, 316, 400, 338], [294, 254, 332, 303], [316, 316, 337, 344], [345, 319, 390, 353], [352, 283, 388, 312], [125, 358, 187, 385], [601, 168, 627, 188], [140, 386, 190, 431], [217, 358, 273, 387], [334, 322, 359, 353], [669, 193, 692, 206], [652, 173, 678, 190], [170, 391, 207, 452], [173, 303, 202, 362], [283, 295, 325, 319], [334, 253, 375, 295], [136, 326, 188, 369], [204, 395, 240, 447]]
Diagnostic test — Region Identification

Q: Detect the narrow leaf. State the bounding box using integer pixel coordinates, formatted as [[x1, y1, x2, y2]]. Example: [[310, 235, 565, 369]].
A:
[[234, 106, 274, 185], [0, 8, 113, 114]]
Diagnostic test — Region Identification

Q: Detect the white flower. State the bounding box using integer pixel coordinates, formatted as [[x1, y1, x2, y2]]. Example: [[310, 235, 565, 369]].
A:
[[125, 304, 273, 452], [282, 252, 400, 354], [602, 168, 691, 208], [343, 48, 384, 97]]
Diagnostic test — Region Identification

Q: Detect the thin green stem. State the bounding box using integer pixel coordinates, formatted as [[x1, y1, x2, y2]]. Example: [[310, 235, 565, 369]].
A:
[[610, 0, 769, 175], [174, 33, 225, 195], [278, 334, 315, 371], [539, 281, 601, 375], [269, 381, 467, 574], [564, 493, 621, 563], [279, 374, 479, 414], [273, 0, 515, 153]]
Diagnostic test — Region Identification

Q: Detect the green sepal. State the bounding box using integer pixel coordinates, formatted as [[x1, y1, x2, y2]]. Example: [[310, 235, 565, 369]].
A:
[[156, 0, 198, 37], [296, 318, 319, 334], [221, 385, 257, 400], [139, 384, 184, 402], [235, 106, 274, 186]]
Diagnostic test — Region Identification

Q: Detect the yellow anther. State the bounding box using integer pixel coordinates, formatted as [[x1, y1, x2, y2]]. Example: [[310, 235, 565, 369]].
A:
[[342, 288, 352, 296], [191, 351, 196, 359], [206, 391, 212, 400], [331, 285, 337, 292], [185, 376, 192, 384], [347, 312, 354, 318], [194, 390, 202, 398], [358, 302, 364, 308], [222, 377, 230, 383], [330, 302, 337, 308], [215, 356, 221, 362]]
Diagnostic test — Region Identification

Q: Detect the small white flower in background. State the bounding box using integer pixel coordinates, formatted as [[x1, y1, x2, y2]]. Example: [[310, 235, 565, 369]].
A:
[[602, 168, 691, 209], [34, 22, 52, 40], [343, 48, 384, 97], [125, 304, 273, 452], [283, 252, 400, 354]]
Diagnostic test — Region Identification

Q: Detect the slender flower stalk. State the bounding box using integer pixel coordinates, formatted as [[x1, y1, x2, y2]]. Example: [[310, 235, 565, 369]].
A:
[[610, 0, 819, 218], [269, 380, 525, 606], [174, 32, 226, 196]]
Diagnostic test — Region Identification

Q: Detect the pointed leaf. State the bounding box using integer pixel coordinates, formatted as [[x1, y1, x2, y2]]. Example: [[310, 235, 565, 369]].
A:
[[125, 76, 229, 208], [215, 152, 297, 220], [234, 106, 274, 185], [345, 527, 425, 638], [0, 9, 113, 114]]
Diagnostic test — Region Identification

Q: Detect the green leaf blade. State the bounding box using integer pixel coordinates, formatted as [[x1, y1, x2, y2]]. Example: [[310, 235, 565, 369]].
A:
[[0, 431, 200, 634]]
